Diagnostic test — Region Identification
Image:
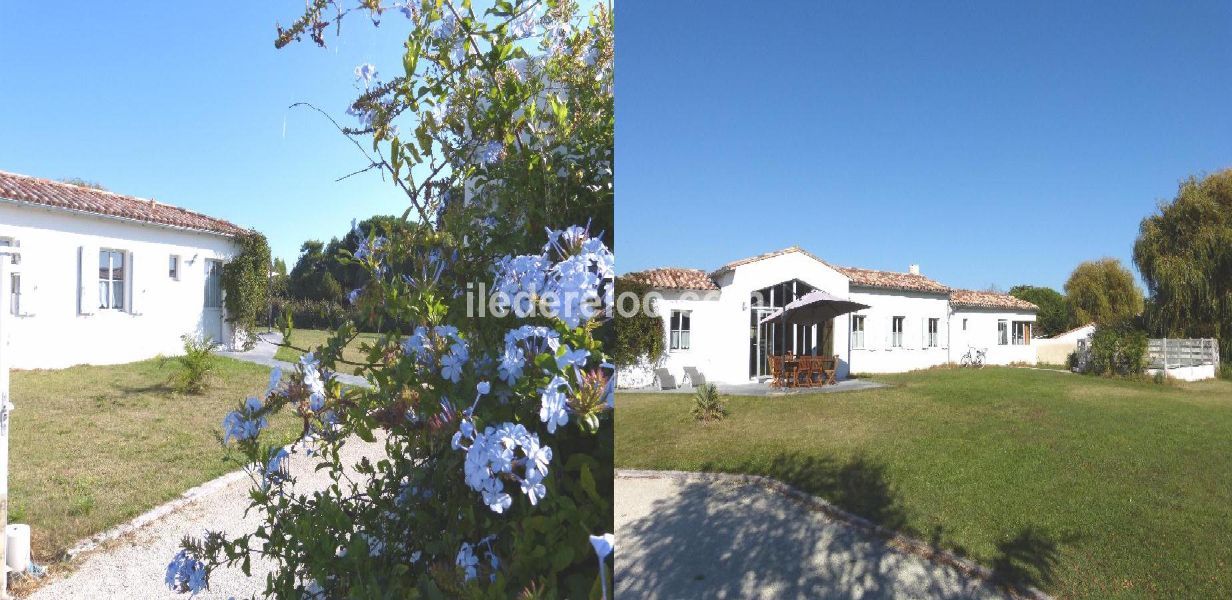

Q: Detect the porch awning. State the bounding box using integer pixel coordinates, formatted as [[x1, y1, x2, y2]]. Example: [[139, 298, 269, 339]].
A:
[[758, 289, 870, 325]]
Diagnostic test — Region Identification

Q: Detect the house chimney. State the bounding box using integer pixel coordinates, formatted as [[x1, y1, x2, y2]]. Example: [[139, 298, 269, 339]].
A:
[[908, 264, 920, 275]]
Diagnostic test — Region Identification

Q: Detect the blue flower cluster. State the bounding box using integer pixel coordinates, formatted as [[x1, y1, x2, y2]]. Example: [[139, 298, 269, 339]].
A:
[[165, 549, 208, 595], [493, 225, 614, 328], [456, 535, 500, 582], [222, 397, 268, 444], [403, 325, 470, 382], [498, 325, 560, 385], [453, 414, 553, 513]]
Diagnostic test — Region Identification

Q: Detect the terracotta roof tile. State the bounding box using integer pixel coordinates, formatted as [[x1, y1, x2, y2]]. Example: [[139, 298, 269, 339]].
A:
[[0, 170, 248, 236], [624, 268, 718, 291], [834, 265, 950, 294], [950, 289, 1038, 311]]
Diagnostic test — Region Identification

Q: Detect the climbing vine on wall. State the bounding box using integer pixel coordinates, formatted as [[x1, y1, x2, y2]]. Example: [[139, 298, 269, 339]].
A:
[[221, 231, 270, 347], [612, 276, 665, 365]]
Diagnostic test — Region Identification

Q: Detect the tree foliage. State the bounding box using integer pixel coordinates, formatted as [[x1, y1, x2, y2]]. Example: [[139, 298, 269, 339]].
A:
[[611, 276, 664, 365], [1063, 258, 1144, 327], [1133, 168, 1232, 359], [1009, 285, 1070, 337], [220, 231, 271, 345]]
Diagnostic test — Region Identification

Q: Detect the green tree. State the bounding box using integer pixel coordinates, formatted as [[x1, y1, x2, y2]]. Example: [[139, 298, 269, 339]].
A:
[[271, 257, 288, 277], [1133, 168, 1232, 359], [287, 240, 338, 301], [1064, 258, 1144, 326], [1009, 285, 1070, 337]]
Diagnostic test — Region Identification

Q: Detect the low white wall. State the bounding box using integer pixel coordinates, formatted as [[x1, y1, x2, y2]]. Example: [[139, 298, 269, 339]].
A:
[[0, 203, 239, 370], [1146, 364, 1216, 382]]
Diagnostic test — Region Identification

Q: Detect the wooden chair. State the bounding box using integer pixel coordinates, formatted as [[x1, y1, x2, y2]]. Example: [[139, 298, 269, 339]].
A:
[[821, 356, 838, 385], [769, 356, 784, 388]]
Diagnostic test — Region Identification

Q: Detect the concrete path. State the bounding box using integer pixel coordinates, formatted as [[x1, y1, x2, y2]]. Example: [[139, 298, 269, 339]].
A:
[[616, 470, 1011, 600], [217, 331, 369, 388], [29, 436, 387, 599]]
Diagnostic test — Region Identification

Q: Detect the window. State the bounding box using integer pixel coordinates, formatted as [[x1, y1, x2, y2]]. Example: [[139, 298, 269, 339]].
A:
[[169, 255, 180, 280], [997, 319, 1009, 345], [1012, 321, 1032, 345], [98, 249, 126, 310], [8, 273, 18, 317], [927, 318, 940, 347], [2, 238, 20, 316], [851, 315, 865, 349], [669, 310, 691, 350], [891, 316, 904, 347]]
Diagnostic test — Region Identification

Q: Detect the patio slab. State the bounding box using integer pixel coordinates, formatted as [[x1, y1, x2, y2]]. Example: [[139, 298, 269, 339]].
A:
[[630, 378, 887, 397]]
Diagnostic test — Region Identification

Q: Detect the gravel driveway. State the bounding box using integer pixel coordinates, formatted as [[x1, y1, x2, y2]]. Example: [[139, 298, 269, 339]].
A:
[[616, 470, 1012, 600], [29, 437, 386, 599]]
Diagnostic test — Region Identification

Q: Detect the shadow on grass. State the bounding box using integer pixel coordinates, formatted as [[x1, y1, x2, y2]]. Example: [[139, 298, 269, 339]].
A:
[[617, 451, 1064, 598]]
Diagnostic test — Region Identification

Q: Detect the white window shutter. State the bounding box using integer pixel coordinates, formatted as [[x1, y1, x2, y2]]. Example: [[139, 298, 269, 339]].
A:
[[78, 245, 96, 315], [940, 318, 949, 348], [904, 317, 915, 349], [127, 250, 138, 315]]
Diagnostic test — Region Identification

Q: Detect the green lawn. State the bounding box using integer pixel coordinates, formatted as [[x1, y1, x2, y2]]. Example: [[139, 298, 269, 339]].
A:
[[9, 357, 300, 562], [616, 368, 1232, 598], [274, 328, 384, 370]]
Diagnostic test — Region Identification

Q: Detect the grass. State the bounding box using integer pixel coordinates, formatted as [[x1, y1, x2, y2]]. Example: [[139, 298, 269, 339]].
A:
[[616, 368, 1232, 598], [274, 328, 384, 370], [9, 357, 300, 563]]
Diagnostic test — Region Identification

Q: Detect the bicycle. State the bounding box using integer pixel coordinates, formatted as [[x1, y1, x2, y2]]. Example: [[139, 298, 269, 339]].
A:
[[959, 346, 987, 368]]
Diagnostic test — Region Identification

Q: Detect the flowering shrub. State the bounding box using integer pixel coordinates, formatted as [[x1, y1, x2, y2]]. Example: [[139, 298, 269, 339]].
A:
[[166, 1, 613, 597]]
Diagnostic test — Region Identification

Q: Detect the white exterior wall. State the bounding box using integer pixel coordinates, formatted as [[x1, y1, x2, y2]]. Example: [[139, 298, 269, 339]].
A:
[[0, 202, 239, 370], [949, 307, 1037, 366], [845, 288, 951, 374], [648, 289, 724, 385]]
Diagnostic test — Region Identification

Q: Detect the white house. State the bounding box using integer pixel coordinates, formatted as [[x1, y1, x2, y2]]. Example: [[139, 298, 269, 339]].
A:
[[0, 170, 251, 369], [620, 247, 1037, 387]]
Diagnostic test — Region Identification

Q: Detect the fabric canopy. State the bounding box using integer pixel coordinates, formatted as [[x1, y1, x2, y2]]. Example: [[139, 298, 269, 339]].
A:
[[758, 289, 870, 325]]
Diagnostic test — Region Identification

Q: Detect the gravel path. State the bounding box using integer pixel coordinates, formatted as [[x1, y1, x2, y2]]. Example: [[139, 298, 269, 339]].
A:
[[29, 437, 386, 599], [616, 470, 1013, 600]]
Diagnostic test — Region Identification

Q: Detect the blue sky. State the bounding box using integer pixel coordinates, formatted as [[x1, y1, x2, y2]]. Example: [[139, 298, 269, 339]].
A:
[[0, 2, 418, 264], [615, 1, 1232, 291]]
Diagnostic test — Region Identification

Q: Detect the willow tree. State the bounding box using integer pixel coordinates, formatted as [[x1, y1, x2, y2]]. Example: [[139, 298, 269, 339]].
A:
[[1063, 258, 1144, 327], [1133, 168, 1232, 358]]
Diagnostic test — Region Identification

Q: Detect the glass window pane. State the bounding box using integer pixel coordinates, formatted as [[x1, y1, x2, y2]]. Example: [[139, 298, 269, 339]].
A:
[[681, 331, 690, 349], [681, 312, 690, 331], [99, 250, 110, 280], [98, 280, 109, 309], [113, 281, 125, 310], [670, 331, 680, 349]]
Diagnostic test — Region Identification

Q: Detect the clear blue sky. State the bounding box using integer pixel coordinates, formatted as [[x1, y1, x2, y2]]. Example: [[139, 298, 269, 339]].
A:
[[615, 1, 1232, 291], [0, 2, 418, 264]]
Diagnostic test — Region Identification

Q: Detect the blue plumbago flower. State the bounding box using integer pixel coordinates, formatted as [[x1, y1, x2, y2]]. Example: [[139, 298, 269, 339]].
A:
[[456, 542, 479, 581], [451, 43, 467, 64], [600, 362, 615, 408], [263, 447, 290, 489], [507, 57, 529, 80], [510, 7, 538, 38], [300, 353, 329, 412], [476, 381, 491, 395], [345, 105, 374, 128], [590, 533, 615, 600], [354, 63, 377, 87], [583, 45, 600, 67], [347, 288, 362, 305], [165, 548, 208, 595], [441, 352, 466, 383], [433, 13, 457, 39], [222, 397, 268, 444], [478, 141, 504, 165], [555, 346, 590, 371], [265, 366, 282, 398], [397, 2, 416, 19], [498, 346, 525, 386], [455, 421, 553, 513], [539, 376, 570, 434]]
